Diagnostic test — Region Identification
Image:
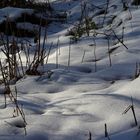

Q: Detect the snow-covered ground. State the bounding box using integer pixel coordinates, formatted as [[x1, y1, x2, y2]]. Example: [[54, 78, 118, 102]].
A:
[[0, 0, 140, 140], [0, 7, 33, 23]]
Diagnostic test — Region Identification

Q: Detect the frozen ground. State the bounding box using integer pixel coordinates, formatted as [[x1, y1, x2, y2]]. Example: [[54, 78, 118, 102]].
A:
[[0, 0, 140, 140]]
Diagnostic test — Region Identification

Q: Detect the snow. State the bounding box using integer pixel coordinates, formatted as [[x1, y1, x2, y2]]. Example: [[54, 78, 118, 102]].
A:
[[0, 0, 140, 140], [0, 7, 33, 23]]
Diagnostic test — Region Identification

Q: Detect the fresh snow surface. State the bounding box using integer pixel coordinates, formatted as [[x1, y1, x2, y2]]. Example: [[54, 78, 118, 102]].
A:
[[0, 0, 140, 140]]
